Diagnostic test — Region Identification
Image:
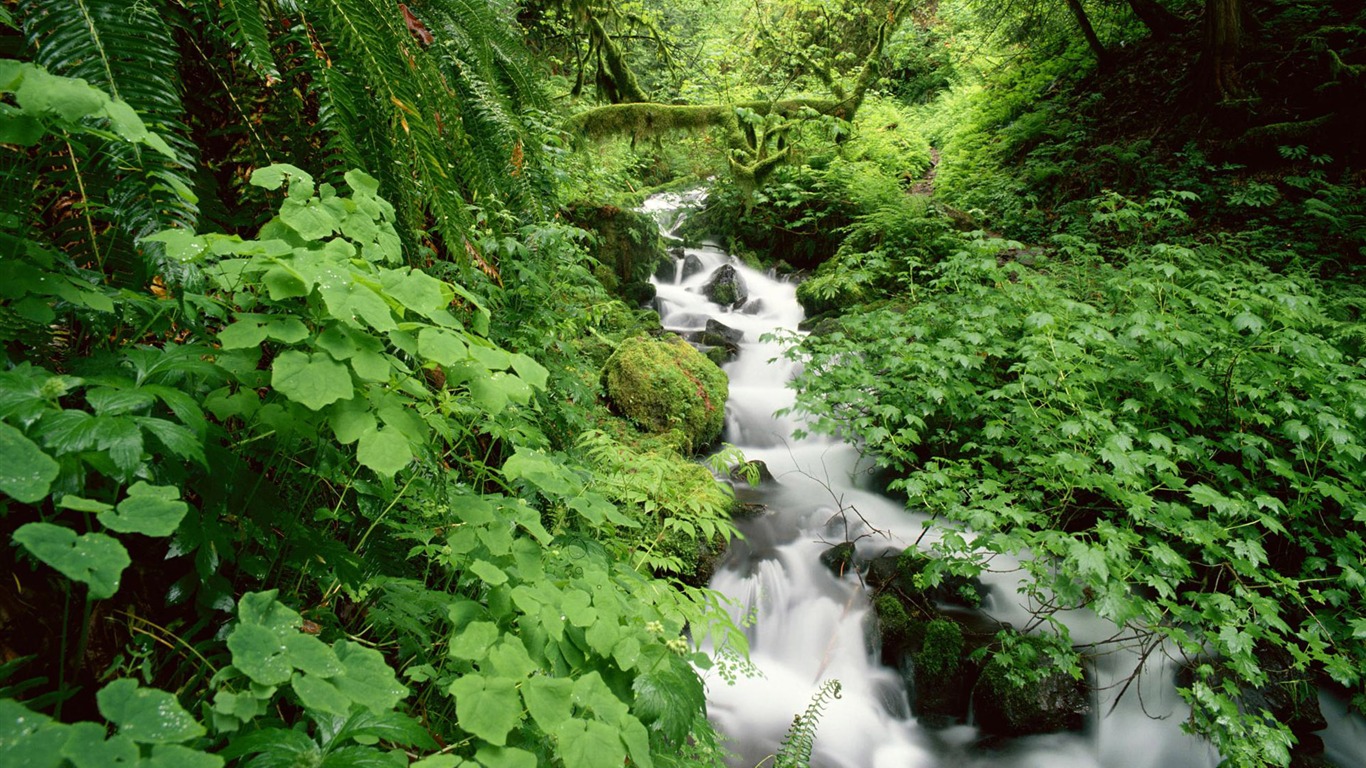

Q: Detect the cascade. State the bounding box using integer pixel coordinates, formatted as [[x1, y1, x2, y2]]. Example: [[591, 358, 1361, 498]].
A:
[[640, 191, 1365, 768]]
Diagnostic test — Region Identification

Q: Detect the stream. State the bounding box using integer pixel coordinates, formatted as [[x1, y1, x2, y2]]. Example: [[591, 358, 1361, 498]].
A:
[[641, 191, 1366, 768]]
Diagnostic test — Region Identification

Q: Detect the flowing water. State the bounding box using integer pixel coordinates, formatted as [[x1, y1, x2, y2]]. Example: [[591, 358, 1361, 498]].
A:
[[640, 191, 1365, 768]]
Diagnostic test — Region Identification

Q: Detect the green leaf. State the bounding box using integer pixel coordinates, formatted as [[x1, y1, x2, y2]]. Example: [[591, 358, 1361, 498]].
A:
[[470, 560, 508, 587], [228, 623, 293, 686], [272, 351, 355, 410], [473, 746, 535, 768], [355, 427, 413, 477], [219, 319, 269, 350], [97, 482, 189, 537], [449, 621, 500, 661], [0, 698, 66, 768], [58, 495, 114, 513], [0, 422, 59, 502], [97, 679, 205, 744], [522, 677, 573, 732], [331, 641, 408, 713], [251, 164, 314, 191], [418, 328, 468, 366], [330, 400, 378, 445], [384, 270, 446, 316], [285, 633, 343, 677], [447, 675, 522, 745], [281, 198, 339, 241], [144, 744, 224, 768], [12, 524, 130, 599], [292, 673, 353, 717], [509, 354, 548, 391], [554, 718, 624, 768], [60, 722, 139, 768], [264, 265, 310, 300]]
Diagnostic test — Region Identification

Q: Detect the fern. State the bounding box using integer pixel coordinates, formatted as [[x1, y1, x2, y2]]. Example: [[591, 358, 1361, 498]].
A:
[[216, 0, 280, 81], [19, 0, 199, 285], [774, 679, 842, 768]]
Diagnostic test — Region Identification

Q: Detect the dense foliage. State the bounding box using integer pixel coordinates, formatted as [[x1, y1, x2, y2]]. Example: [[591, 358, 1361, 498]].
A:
[[3, 0, 1364, 766]]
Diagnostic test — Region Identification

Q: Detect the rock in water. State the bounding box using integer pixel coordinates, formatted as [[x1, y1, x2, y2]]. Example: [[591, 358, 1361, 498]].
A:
[[702, 264, 748, 307], [602, 335, 728, 451], [704, 318, 744, 345]]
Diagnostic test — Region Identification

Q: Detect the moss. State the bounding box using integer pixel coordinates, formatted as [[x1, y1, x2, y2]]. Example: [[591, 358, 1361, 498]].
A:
[[874, 594, 911, 641], [602, 335, 728, 452], [918, 619, 964, 680]]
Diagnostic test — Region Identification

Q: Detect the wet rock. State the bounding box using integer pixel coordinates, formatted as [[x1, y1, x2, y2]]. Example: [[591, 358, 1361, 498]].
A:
[[703, 346, 730, 367], [668, 245, 685, 258], [622, 280, 656, 308], [906, 619, 975, 725], [974, 651, 1090, 736], [739, 298, 766, 315], [865, 548, 986, 609], [729, 459, 774, 485], [682, 253, 706, 280], [819, 542, 856, 577], [654, 256, 679, 283], [703, 264, 748, 307], [704, 318, 744, 345]]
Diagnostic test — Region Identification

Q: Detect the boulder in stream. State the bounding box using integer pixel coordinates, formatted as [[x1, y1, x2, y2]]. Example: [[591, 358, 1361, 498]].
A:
[[702, 264, 748, 307], [602, 335, 728, 451], [682, 253, 706, 280], [973, 643, 1090, 736]]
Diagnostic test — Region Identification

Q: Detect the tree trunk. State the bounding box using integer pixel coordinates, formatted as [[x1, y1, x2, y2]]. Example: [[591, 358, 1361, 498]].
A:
[[1126, 0, 1183, 39], [1203, 0, 1243, 99], [1064, 0, 1110, 67]]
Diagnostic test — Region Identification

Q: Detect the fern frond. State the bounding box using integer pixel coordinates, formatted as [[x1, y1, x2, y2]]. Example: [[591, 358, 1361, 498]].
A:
[[216, 0, 280, 80], [775, 679, 842, 768], [20, 0, 199, 285]]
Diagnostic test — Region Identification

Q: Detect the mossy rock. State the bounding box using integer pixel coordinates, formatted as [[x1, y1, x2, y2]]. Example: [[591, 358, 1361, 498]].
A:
[[602, 335, 728, 452], [974, 651, 1089, 736]]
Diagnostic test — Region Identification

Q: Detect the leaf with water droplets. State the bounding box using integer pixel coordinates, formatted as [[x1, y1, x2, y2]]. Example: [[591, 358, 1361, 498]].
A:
[[98, 482, 190, 537], [97, 678, 205, 744], [12, 523, 130, 598], [0, 422, 58, 503]]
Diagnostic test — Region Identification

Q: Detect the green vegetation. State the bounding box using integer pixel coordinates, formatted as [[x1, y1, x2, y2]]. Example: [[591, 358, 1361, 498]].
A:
[[603, 336, 729, 451], [2, 0, 1364, 766]]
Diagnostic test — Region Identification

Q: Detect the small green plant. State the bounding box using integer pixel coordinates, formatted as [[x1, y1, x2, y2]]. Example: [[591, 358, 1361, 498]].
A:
[[773, 679, 842, 768]]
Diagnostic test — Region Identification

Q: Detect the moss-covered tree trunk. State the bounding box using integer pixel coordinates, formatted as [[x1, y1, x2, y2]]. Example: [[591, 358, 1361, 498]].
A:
[[1064, 0, 1110, 67]]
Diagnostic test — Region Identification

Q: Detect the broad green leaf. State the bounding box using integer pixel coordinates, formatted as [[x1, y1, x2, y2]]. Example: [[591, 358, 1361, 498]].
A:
[[450, 622, 500, 661], [292, 673, 352, 717], [144, 744, 224, 768], [0, 422, 58, 502], [0, 698, 66, 768], [92, 416, 144, 473], [470, 559, 508, 587], [350, 350, 392, 382], [263, 265, 310, 300], [522, 677, 573, 732], [281, 198, 338, 241], [86, 388, 155, 416], [486, 637, 537, 679], [272, 351, 354, 411], [238, 590, 302, 633], [412, 757, 464, 768], [355, 427, 412, 477], [619, 715, 654, 768], [318, 280, 397, 334], [97, 679, 205, 744], [447, 675, 522, 745], [250, 164, 314, 191], [418, 328, 468, 366], [384, 270, 446, 316], [59, 722, 138, 768], [58, 495, 113, 513], [330, 400, 377, 445], [219, 319, 269, 350], [612, 636, 642, 671], [554, 718, 624, 768], [509, 354, 548, 391], [473, 746, 535, 768], [228, 623, 293, 686], [98, 482, 189, 537], [331, 641, 408, 713], [136, 417, 207, 465], [13, 524, 129, 598], [285, 633, 343, 677]]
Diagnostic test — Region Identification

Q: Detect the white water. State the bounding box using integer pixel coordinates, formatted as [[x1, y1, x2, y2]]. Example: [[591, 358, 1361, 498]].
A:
[[641, 191, 1364, 768]]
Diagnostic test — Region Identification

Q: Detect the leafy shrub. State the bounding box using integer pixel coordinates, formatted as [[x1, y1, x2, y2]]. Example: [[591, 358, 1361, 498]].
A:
[[786, 234, 1366, 765]]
